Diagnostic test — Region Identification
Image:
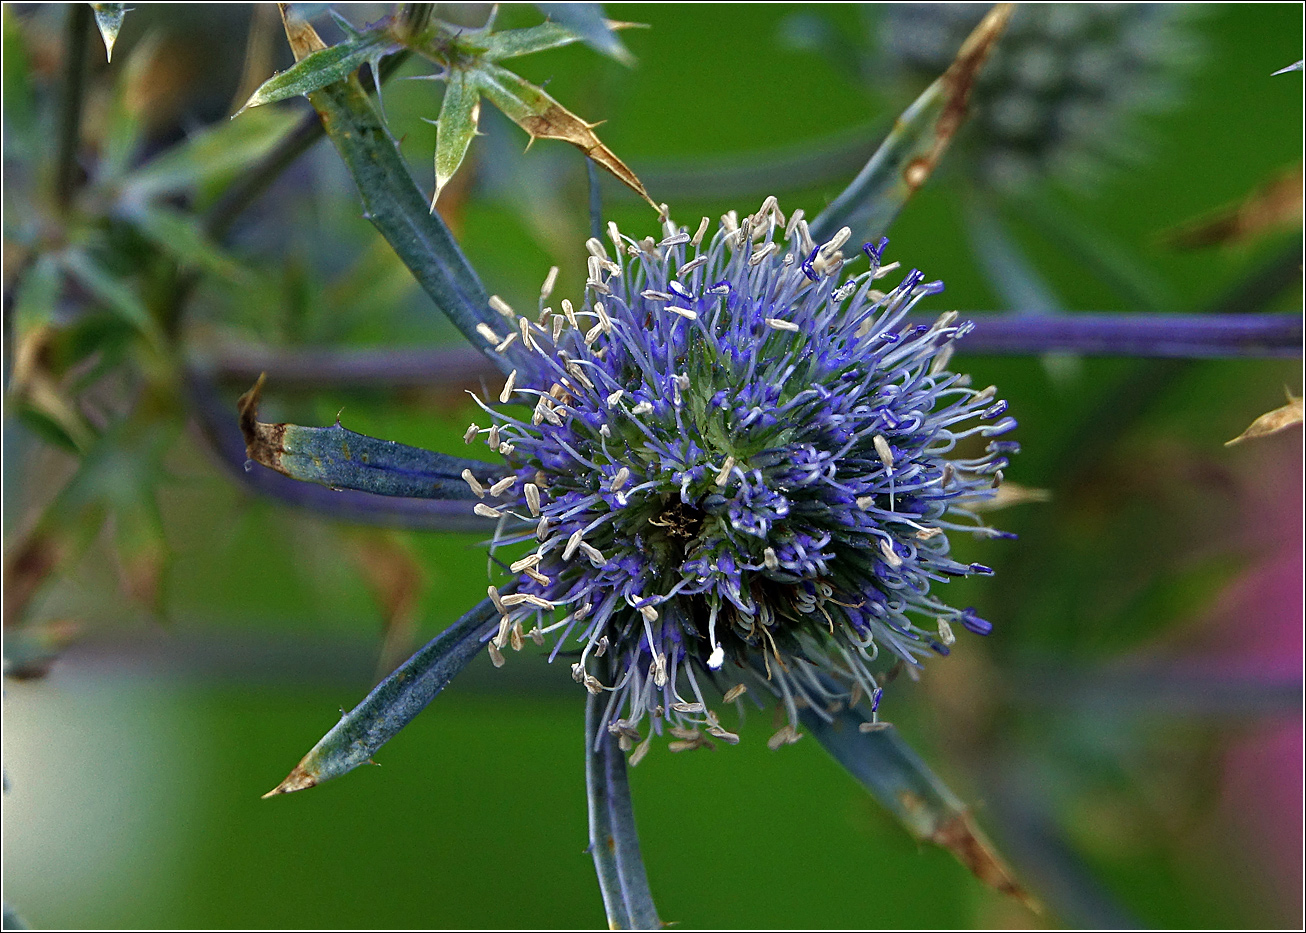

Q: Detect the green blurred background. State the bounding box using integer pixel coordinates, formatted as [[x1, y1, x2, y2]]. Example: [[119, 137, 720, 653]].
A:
[[3, 3, 1302, 929]]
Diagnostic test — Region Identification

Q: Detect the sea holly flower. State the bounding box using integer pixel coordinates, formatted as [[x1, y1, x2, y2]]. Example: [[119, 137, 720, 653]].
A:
[[463, 201, 1017, 757]]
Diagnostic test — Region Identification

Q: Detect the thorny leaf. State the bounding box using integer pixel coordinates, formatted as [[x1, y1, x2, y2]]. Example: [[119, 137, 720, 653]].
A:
[[237, 29, 402, 113], [1161, 164, 1304, 249], [237, 375, 490, 500], [90, 3, 126, 62], [432, 69, 480, 207], [263, 599, 498, 796], [1224, 389, 1304, 446], [802, 706, 1037, 910], [811, 3, 1014, 242], [473, 61, 655, 208]]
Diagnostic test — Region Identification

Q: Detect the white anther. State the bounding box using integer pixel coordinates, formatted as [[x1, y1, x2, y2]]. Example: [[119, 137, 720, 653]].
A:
[[748, 242, 777, 266], [714, 455, 737, 487], [487, 425, 500, 449], [493, 332, 519, 353], [763, 547, 778, 570], [668, 306, 698, 320], [606, 389, 624, 408], [540, 266, 559, 300], [561, 299, 579, 330], [878, 538, 903, 568], [487, 585, 506, 613], [937, 617, 956, 647], [858, 721, 891, 733], [461, 469, 485, 498], [488, 295, 514, 318], [523, 595, 555, 609], [916, 526, 942, 540], [463, 423, 479, 444], [489, 475, 517, 497], [509, 552, 542, 573], [641, 289, 672, 301], [595, 302, 612, 333], [535, 516, 550, 540], [585, 322, 604, 345], [765, 317, 799, 332], [498, 442, 515, 456], [585, 237, 609, 260], [929, 342, 955, 376], [708, 645, 725, 670], [639, 604, 658, 622], [499, 370, 518, 404], [631, 401, 653, 416], [975, 384, 997, 403], [873, 434, 895, 473], [692, 216, 711, 247], [473, 503, 502, 519], [524, 482, 541, 517], [579, 542, 605, 565], [820, 226, 852, 257], [677, 255, 708, 277], [476, 323, 501, 345], [607, 220, 623, 249], [659, 231, 690, 248], [563, 528, 584, 560], [487, 642, 505, 668], [611, 467, 631, 491], [856, 495, 875, 509]]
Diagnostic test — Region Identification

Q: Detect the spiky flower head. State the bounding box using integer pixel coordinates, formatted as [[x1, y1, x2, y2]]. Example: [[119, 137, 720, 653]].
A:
[[464, 199, 1016, 758], [880, 3, 1201, 192]]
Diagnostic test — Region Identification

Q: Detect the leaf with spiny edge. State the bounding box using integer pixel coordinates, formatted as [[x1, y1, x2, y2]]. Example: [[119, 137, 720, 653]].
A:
[[432, 69, 480, 208], [237, 29, 402, 114], [263, 599, 499, 797], [90, 3, 126, 62], [811, 3, 1014, 242], [237, 374, 492, 500], [801, 707, 1038, 911], [1224, 389, 1303, 446], [472, 61, 655, 208]]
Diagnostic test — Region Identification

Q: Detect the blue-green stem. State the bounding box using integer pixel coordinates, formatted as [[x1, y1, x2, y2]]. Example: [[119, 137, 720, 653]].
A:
[[585, 691, 661, 930]]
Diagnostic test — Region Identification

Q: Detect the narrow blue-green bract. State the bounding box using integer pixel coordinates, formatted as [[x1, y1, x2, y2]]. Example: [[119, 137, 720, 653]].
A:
[[265, 599, 499, 796]]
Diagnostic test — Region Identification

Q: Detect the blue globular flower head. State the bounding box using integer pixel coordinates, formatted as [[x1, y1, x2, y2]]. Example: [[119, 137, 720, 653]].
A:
[[880, 3, 1203, 192], [462, 198, 1016, 758]]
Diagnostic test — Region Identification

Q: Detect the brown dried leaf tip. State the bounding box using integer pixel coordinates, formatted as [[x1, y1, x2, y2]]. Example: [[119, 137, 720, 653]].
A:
[[262, 761, 319, 799], [931, 809, 1042, 914], [1225, 389, 1304, 447], [520, 105, 655, 209], [277, 2, 328, 62], [236, 373, 290, 475], [908, 2, 1016, 196]]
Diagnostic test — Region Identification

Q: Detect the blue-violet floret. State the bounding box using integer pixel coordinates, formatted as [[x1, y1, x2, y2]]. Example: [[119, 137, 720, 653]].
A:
[[463, 198, 1016, 760]]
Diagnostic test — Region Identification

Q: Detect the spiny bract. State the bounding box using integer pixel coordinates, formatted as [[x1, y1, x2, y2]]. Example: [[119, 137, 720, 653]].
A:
[[462, 198, 1016, 760]]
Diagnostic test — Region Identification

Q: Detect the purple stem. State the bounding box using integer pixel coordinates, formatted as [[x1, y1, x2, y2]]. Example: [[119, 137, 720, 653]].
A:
[[200, 313, 1301, 390]]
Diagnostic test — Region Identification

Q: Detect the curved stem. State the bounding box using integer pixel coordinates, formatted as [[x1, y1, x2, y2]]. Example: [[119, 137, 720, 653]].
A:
[[585, 692, 661, 930]]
